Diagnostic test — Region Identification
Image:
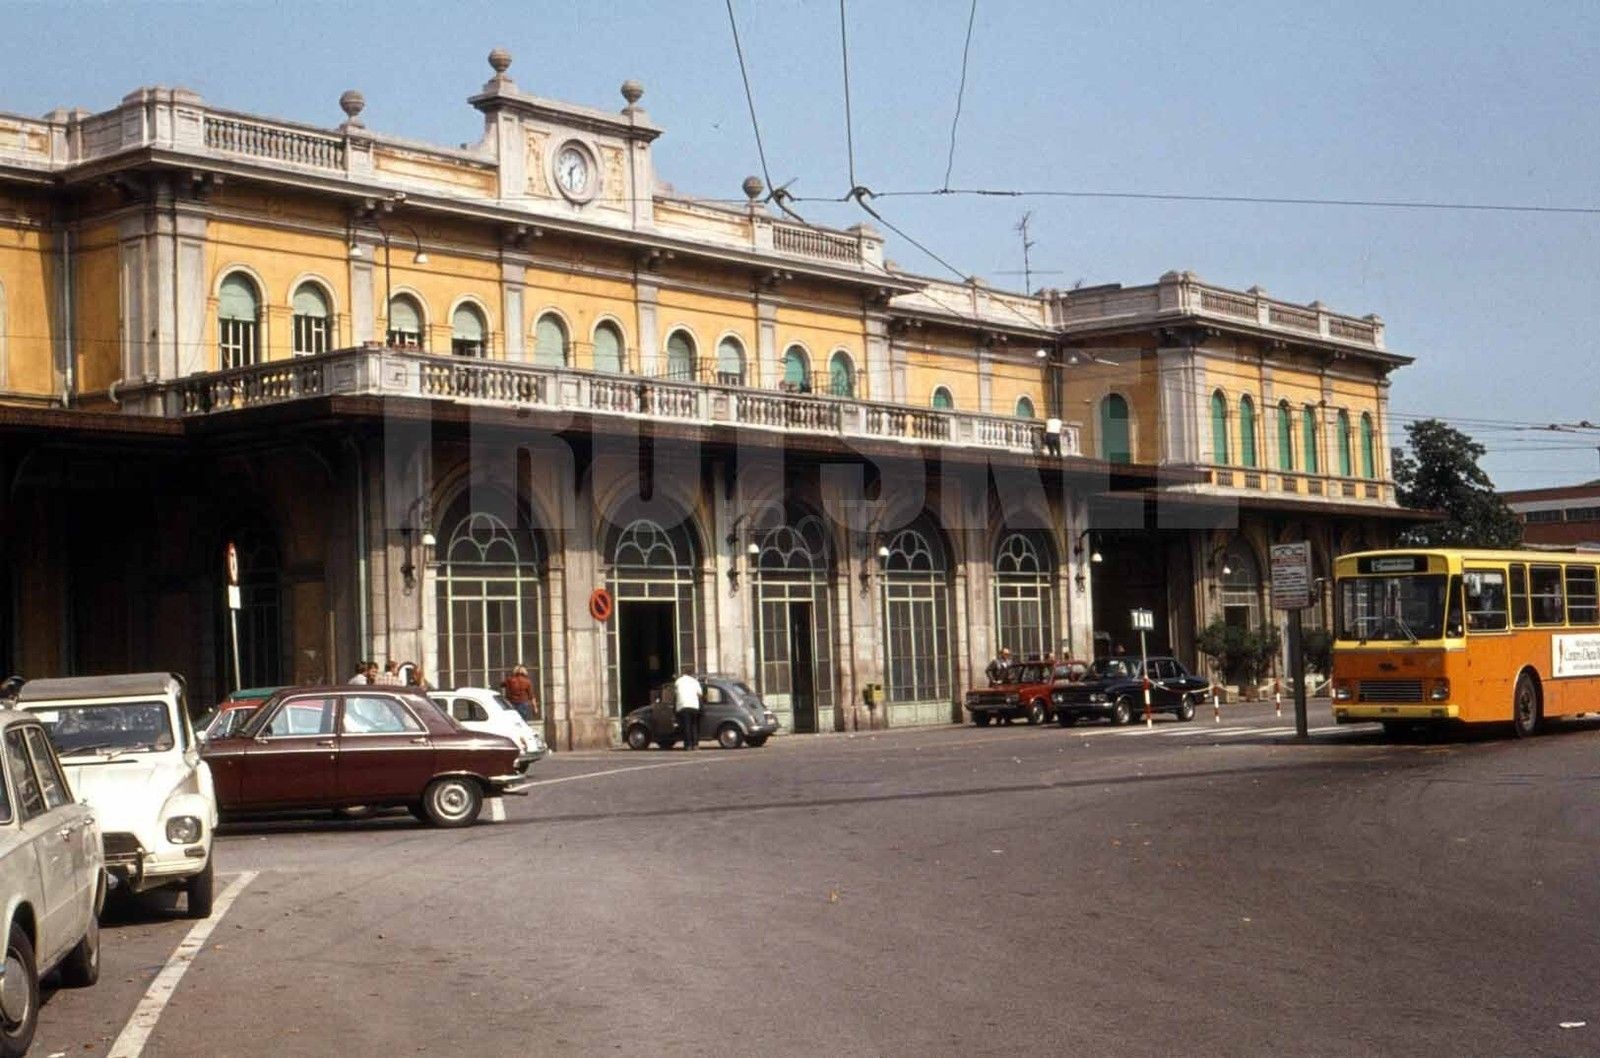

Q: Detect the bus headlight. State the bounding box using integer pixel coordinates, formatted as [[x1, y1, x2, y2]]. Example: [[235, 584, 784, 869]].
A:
[[1429, 679, 1450, 702], [1333, 682, 1353, 702]]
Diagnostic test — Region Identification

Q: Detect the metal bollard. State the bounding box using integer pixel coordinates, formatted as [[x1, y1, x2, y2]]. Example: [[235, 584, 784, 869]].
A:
[[1212, 687, 1220, 723], [1274, 679, 1282, 719]]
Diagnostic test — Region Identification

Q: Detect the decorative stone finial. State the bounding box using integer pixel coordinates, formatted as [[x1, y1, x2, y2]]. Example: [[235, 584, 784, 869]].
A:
[[742, 175, 764, 202], [339, 90, 366, 127], [488, 49, 513, 79], [621, 79, 644, 106]]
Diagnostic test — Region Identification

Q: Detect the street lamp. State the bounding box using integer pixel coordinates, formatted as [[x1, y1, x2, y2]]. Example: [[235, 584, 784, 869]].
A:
[[398, 493, 436, 594], [367, 222, 429, 346], [1073, 528, 1102, 591]]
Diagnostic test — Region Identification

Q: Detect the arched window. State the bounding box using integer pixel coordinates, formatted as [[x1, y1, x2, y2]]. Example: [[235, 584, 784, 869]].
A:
[[751, 511, 835, 734], [1276, 401, 1294, 471], [1220, 538, 1262, 631], [1014, 396, 1036, 419], [1210, 391, 1230, 464], [451, 303, 488, 358], [605, 513, 700, 717], [882, 524, 952, 713], [593, 320, 624, 373], [1100, 393, 1131, 464], [533, 313, 568, 367], [1238, 395, 1258, 468], [386, 294, 424, 350], [665, 330, 695, 381], [1360, 413, 1376, 479], [1337, 410, 1353, 477], [828, 350, 855, 397], [1302, 405, 1319, 474], [218, 272, 262, 369], [291, 282, 331, 357], [931, 386, 955, 410], [782, 345, 810, 391], [716, 336, 746, 386], [436, 501, 544, 694], [993, 530, 1055, 660]]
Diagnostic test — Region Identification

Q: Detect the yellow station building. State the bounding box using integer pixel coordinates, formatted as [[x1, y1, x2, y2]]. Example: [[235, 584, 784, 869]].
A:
[[0, 51, 1422, 745]]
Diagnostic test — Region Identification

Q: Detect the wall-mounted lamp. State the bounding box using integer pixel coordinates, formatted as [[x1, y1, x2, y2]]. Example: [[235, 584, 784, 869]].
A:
[[399, 496, 436, 595], [728, 541, 760, 592], [1072, 528, 1102, 591], [860, 542, 890, 594], [1210, 544, 1234, 578]]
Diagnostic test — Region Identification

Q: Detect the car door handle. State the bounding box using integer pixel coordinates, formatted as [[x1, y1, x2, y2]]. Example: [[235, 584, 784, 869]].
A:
[[59, 827, 75, 839], [409, 737, 429, 746], [315, 739, 335, 747]]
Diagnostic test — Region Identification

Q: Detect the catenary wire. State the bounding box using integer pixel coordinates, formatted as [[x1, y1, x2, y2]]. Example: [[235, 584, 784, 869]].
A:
[[838, 0, 858, 192], [723, 0, 776, 199], [941, 0, 980, 191]]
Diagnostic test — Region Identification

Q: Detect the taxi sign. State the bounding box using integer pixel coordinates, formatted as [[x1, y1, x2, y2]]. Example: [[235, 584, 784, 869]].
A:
[[1130, 608, 1154, 631]]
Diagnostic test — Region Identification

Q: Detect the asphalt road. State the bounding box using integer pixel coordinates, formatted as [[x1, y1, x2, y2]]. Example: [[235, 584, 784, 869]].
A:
[[29, 700, 1600, 1058]]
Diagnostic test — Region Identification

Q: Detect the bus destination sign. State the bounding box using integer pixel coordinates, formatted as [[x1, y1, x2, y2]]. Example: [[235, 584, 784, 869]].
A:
[[1357, 554, 1426, 575]]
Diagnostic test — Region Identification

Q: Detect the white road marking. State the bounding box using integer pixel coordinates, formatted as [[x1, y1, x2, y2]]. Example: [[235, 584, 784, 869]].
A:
[[107, 870, 260, 1058], [488, 798, 507, 822], [519, 756, 729, 788]]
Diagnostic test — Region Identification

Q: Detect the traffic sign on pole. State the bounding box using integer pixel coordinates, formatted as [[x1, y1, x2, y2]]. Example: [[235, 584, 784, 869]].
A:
[[1269, 542, 1313, 610]]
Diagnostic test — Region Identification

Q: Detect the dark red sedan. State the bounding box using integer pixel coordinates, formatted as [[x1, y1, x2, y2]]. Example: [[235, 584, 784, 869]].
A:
[[201, 686, 531, 827]]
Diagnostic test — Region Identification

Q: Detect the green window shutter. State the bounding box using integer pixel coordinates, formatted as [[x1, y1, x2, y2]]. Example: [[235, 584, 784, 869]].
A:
[[782, 346, 808, 386], [716, 338, 745, 382], [1277, 403, 1294, 471], [932, 387, 954, 410], [291, 284, 328, 318], [1210, 392, 1230, 464], [452, 305, 485, 341], [1239, 396, 1257, 468], [593, 322, 623, 373], [1302, 406, 1319, 473], [534, 315, 567, 366], [829, 351, 854, 396], [1337, 411, 1352, 476], [666, 331, 695, 379], [1360, 414, 1375, 478], [1015, 396, 1035, 419], [218, 274, 259, 320], [1101, 394, 1131, 464]]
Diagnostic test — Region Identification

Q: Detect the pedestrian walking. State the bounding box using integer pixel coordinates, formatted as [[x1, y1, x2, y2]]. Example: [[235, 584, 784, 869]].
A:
[[673, 667, 703, 750], [350, 660, 376, 685], [375, 659, 403, 686], [986, 646, 1013, 685], [501, 665, 535, 721]]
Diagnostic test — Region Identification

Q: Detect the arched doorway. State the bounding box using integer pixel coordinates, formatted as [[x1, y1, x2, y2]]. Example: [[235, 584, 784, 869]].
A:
[[233, 526, 283, 688], [1220, 538, 1263, 629], [605, 516, 700, 720], [993, 530, 1055, 660], [434, 498, 545, 699], [881, 521, 953, 727], [751, 511, 835, 734]]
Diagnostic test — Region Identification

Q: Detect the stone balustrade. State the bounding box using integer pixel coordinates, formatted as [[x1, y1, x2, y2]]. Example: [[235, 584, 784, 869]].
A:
[[129, 346, 1079, 458]]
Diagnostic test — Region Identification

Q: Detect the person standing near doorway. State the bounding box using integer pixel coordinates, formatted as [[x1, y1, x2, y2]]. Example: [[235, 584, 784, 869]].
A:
[[673, 668, 703, 750], [502, 665, 535, 722], [986, 646, 1013, 686]]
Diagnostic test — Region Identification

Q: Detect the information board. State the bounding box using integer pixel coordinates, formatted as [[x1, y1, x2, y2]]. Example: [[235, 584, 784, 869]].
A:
[[1270, 542, 1313, 610]]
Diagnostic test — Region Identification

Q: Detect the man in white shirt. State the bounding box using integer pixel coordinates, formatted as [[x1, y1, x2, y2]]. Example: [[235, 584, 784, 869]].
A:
[[1044, 415, 1064, 456], [672, 668, 703, 750]]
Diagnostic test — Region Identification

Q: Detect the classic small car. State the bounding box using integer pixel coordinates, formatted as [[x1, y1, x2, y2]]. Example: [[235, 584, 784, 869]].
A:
[[20, 672, 217, 918], [965, 659, 1068, 726], [0, 708, 105, 1056], [429, 688, 548, 766], [1050, 656, 1210, 725], [202, 686, 532, 827], [623, 676, 779, 750], [196, 686, 282, 743]]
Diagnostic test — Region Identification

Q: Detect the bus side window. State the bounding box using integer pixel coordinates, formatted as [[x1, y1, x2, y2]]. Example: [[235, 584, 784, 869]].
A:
[[1463, 569, 1508, 632], [1445, 576, 1464, 638], [1567, 565, 1599, 625], [1509, 564, 1529, 627], [1530, 565, 1566, 626]]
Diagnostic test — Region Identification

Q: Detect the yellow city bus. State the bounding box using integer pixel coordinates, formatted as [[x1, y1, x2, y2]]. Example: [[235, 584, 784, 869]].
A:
[[1330, 548, 1600, 736]]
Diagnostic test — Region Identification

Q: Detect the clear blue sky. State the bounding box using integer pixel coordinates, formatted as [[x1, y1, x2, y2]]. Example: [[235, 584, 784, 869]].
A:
[[9, 0, 1599, 489]]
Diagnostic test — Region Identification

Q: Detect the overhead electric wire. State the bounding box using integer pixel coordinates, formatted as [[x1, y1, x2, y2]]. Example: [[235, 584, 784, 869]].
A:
[[941, 0, 980, 191], [838, 0, 859, 192], [724, 0, 775, 198]]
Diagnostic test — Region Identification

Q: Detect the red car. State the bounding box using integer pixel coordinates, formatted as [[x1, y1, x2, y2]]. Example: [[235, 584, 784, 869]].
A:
[[964, 659, 1070, 726], [201, 686, 531, 827]]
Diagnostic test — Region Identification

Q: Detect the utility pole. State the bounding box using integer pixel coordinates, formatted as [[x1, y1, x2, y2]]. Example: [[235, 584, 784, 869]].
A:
[[1014, 212, 1035, 293]]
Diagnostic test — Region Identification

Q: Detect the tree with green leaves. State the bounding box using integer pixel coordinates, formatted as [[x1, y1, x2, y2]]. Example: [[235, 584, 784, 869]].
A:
[[1390, 419, 1521, 547]]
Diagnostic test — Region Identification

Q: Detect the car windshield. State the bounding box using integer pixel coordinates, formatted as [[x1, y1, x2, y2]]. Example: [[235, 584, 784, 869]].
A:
[[1338, 575, 1448, 642], [1012, 664, 1049, 683], [1090, 658, 1133, 679], [212, 707, 257, 737], [27, 699, 176, 755]]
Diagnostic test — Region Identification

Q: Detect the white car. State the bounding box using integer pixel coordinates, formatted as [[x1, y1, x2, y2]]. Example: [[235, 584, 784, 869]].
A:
[[19, 673, 217, 919], [0, 708, 104, 1056], [429, 688, 548, 768]]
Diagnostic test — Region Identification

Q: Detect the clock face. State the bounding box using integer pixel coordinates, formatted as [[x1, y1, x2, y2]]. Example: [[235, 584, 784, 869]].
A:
[[555, 145, 591, 197]]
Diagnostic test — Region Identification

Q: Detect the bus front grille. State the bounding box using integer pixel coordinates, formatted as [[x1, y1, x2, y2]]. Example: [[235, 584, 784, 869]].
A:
[[1358, 680, 1424, 703]]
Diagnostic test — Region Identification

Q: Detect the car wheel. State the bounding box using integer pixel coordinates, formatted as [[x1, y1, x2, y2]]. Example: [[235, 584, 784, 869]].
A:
[[1111, 697, 1134, 726], [422, 777, 483, 828], [1176, 696, 1197, 722], [717, 724, 745, 750], [745, 735, 768, 748], [1026, 700, 1046, 726], [185, 857, 215, 919], [973, 711, 991, 727], [0, 922, 38, 1058], [1056, 711, 1077, 727], [625, 724, 652, 751], [57, 910, 99, 988], [1512, 672, 1540, 738]]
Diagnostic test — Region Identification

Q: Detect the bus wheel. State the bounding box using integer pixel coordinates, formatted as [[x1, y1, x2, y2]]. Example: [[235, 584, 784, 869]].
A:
[[1512, 673, 1540, 738]]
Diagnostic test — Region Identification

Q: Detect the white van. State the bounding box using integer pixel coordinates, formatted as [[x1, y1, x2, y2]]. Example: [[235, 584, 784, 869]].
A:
[[18, 673, 217, 918]]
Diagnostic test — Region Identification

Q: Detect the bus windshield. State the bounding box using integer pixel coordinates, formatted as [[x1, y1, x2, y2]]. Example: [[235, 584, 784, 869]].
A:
[[1338, 575, 1448, 642]]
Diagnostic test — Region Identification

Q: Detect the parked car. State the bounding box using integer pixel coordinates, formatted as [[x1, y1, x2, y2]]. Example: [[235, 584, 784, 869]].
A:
[[623, 676, 779, 750], [1050, 656, 1209, 726], [19, 673, 217, 919], [202, 686, 533, 827], [965, 659, 1068, 726], [429, 688, 548, 768], [196, 686, 281, 744], [0, 708, 105, 1055]]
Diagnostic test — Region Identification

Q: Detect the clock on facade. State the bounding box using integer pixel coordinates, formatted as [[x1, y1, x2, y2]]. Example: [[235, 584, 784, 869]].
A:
[[554, 142, 594, 201]]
